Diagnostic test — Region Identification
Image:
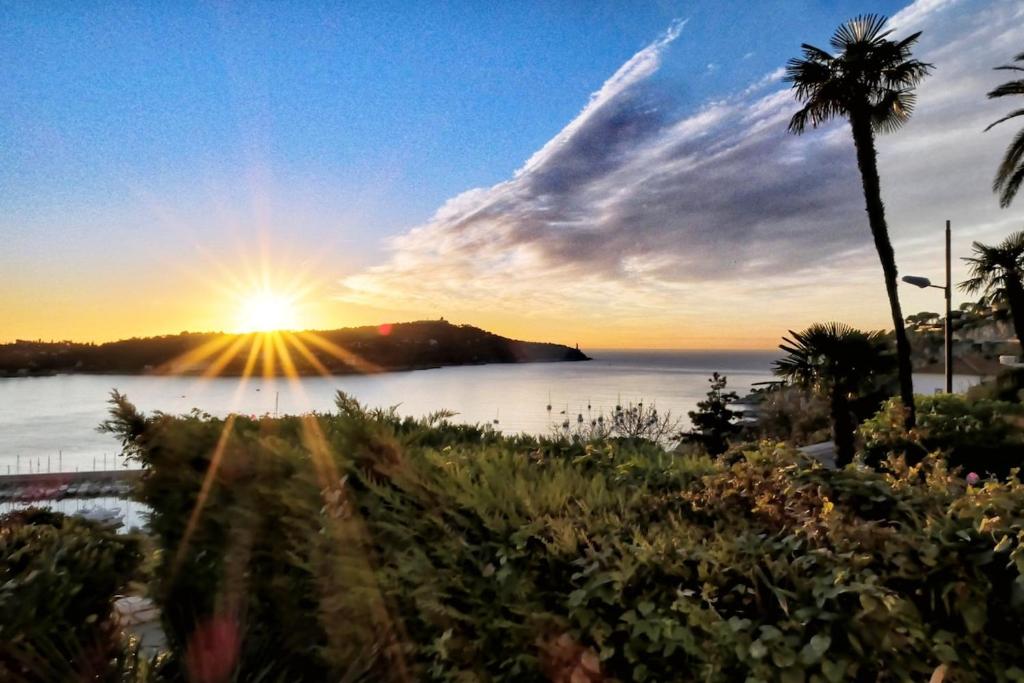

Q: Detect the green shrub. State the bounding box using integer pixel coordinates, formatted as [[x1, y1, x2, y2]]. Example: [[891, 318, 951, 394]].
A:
[[861, 394, 1024, 476], [966, 367, 1024, 403], [106, 392, 1024, 681], [0, 508, 144, 682]]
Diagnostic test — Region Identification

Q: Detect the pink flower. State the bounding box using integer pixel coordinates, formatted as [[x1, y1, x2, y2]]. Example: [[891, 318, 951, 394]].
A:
[[966, 472, 980, 485]]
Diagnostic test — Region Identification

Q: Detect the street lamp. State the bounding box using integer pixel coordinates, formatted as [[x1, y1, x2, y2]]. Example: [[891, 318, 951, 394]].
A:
[[901, 220, 953, 393]]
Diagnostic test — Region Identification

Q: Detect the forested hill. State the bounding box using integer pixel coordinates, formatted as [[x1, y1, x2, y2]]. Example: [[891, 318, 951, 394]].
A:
[[0, 321, 590, 377]]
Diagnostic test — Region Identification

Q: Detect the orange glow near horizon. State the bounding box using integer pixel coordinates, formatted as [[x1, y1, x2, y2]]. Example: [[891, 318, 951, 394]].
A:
[[0, 243, 795, 350]]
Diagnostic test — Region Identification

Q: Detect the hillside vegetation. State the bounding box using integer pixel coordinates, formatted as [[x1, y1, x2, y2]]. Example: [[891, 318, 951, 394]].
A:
[[0, 320, 589, 377]]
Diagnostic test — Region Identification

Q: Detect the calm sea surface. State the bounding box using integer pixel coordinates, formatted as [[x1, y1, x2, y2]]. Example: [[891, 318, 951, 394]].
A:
[[0, 350, 978, 474]]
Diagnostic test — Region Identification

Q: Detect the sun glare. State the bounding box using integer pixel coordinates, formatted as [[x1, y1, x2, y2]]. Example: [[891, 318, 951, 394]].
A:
[[238, 291, 298, 332]]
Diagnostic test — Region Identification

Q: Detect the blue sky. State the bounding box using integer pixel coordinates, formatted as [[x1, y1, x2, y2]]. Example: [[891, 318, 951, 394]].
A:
[[3, 0, 1022, 346], [3, 1, 904, 235]]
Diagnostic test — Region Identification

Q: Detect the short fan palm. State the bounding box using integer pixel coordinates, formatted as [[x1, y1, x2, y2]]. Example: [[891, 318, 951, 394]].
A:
[[786, 14, 931, 430], [961, 231, 1024, 351], [985, 51, 1024, 207], [774, 322, 893, 467]]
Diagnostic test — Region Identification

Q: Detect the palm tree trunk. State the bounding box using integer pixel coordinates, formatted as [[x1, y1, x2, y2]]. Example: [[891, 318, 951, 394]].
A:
[[1004, 274, 1024, 353], [830, 388, 855, 468], [849, 110, 916, 430]]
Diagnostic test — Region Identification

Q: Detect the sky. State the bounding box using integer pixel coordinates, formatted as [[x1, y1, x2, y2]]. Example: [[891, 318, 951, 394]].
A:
[[3, 0, 1023, 349]]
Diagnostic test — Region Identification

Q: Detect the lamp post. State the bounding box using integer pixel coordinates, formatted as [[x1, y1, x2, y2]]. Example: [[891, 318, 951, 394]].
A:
[[902, 220, 953, 393]]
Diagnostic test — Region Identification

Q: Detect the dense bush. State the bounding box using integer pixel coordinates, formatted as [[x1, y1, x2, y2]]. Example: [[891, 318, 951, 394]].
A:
[[966, 367, 1024, 403], [861, 394, 1024, 476], [750, 385, 832, 446], [0, 508, 144, 682], [106, 391, 1024, 681]]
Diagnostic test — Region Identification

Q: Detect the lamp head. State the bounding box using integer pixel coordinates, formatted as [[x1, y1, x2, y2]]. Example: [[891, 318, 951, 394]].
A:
[[902, 275, 932, 289]]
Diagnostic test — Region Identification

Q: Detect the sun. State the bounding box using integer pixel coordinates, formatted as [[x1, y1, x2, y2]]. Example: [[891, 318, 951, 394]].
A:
[[237, 290, 299, 332]]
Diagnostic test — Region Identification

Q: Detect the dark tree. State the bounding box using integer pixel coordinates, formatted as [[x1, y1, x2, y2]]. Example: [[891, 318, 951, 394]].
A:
[[774, 322, 893, 467], [786, 14, 931, 430], [961, 231, 1024, 352], [682, 372, 741, 456]]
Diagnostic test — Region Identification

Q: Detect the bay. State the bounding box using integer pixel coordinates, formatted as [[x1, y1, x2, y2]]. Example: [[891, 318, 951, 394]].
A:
[[0, 350, 978, 474]]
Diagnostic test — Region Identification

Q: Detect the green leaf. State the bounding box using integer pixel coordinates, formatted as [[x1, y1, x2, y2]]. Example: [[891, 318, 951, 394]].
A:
[[821, 659, 846, 683], [749, 640, 768, 660], [800, 634, 831, 664], [773, 647, 797, 668], [933, 642, 958, 662], [781, 668, 806, 683], [728, 616, 751, 632], [962, 601, 986, 634]]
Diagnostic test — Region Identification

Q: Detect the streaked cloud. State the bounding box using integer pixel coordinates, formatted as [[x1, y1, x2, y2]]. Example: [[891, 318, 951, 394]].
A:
[[340, 0, 1024, 345]]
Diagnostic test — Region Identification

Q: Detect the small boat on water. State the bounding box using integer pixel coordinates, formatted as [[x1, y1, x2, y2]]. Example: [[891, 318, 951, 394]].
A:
[[75, 506, 123, 529]]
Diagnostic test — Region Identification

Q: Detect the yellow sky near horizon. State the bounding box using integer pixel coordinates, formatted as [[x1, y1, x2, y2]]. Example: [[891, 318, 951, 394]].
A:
[[0, 261, 909, 351]]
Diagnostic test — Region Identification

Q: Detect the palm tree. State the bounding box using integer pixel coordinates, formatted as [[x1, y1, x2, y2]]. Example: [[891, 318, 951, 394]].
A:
[[985, 51, 1024, 207], [786, 14, 931, 430], [960, 231, 1024, 351], [774, 322, 893, 467]]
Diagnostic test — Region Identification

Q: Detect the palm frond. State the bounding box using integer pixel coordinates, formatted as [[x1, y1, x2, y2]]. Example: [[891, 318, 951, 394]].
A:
[[958, 233, 1024, 294], [871, 90, 915, 133], [958, 273, 986, 296], [998, 163, 1024, 209], [892, 31, 923, 53], [993, 52, 1024, 72], [773, 322, 892, 394], [788, 107, 811, 135], [994, 127, 1024, 207], [788, 98, 847, 133], [987, 80, 1024, 99], [831, 14, 890, 51], [786, 14, 928, 137], [800, 43, 835, 64], [882, 58, 932, 89], [984, 107, 1024, 132], [786, 57, 832, 93]]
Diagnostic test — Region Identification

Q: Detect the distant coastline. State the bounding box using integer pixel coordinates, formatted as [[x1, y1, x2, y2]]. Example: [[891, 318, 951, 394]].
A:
[[0, 320, 590, 378]]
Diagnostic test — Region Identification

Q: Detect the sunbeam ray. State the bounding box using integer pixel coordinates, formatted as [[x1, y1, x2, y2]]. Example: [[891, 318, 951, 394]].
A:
[[200, 333, 253, 379], [297, 331, 384, 375], [261, 332, 277, 380], [170, 413, 237, 581], [155, 333, 237, 375], [282, 331, 334, 377]]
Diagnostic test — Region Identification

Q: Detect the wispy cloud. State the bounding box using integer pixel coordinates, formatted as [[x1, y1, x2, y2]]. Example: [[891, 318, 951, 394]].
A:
[[340, 0, 1024, 344]]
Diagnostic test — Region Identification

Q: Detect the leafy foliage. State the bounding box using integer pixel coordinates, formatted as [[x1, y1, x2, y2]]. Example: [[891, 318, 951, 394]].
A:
[[0, 508, 145, 682], [861, 394, 1024, 476], [967, 367, 1024, 403], [101, 392, 1024, 681], [750, 384, 832, 446]]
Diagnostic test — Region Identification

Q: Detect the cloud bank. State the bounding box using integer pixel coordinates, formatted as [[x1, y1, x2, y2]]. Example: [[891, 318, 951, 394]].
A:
[[340, 0, 1024, 343]]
